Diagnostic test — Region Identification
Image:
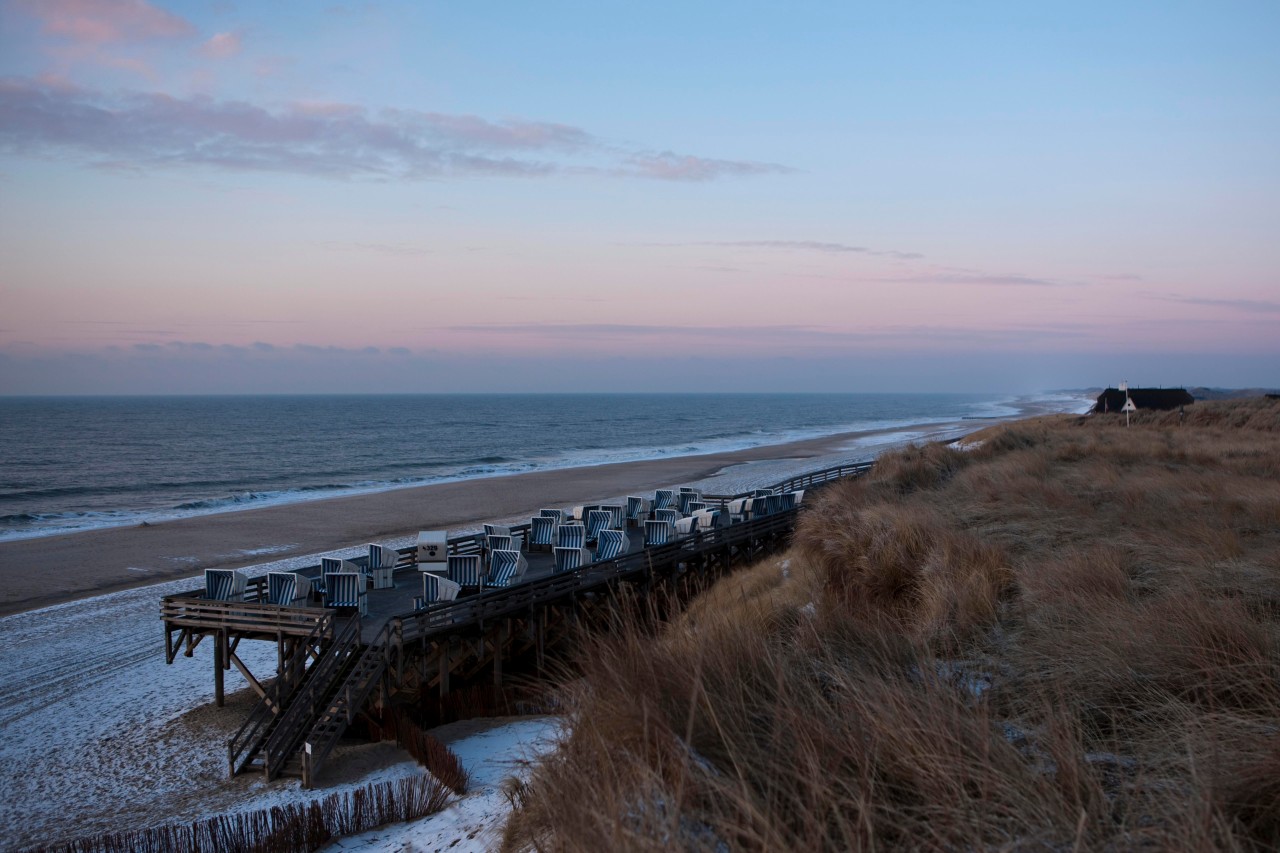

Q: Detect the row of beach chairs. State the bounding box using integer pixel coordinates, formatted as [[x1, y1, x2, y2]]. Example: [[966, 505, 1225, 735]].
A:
[[203, 485, 806, 613]]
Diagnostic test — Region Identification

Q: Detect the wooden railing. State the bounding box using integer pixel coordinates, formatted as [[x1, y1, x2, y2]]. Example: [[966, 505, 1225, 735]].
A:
[[161, 596, 332, 639]]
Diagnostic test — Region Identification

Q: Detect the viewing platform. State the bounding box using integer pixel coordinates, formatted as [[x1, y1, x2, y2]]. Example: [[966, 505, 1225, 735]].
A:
[[161, 461, 871, 787]]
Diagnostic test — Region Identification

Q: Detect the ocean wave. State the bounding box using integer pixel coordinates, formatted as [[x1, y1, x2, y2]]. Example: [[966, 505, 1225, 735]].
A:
[[0, 393, 1087, 542]]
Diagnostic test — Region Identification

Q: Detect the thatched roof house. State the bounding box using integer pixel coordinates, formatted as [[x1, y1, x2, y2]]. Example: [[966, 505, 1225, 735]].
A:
[[1093, 387, 1195, 414]]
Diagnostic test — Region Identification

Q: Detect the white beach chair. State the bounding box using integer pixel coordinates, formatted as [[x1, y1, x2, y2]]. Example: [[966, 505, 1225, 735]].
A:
[[727, 497, 751, 524], [692, 508, 722, 531], [204, 568, 248, 601], [595, 529, 630, 561], [674, 516, 698, 538], [415, 530, 448, 565]]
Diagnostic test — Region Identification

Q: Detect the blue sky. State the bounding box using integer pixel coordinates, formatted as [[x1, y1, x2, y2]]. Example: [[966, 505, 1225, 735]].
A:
[[0, 1, 1277, 393]]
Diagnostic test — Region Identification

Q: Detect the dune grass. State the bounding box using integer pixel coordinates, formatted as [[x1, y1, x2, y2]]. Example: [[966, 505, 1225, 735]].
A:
[[506, 397, 1280, 851]]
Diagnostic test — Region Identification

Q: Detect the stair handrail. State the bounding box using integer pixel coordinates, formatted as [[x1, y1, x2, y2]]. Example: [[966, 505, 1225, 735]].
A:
[[260, 616, 362, 779]]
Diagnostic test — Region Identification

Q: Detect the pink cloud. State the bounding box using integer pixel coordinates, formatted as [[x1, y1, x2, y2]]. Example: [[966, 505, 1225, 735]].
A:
[[0, 78, 794, 183], [200, 30, 242, 60], [621, 151, 793, 181], [12, 0, 195, 44]]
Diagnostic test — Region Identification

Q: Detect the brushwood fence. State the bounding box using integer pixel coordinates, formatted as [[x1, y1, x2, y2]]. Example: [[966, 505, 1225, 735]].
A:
[[29, 773, 451, 853]]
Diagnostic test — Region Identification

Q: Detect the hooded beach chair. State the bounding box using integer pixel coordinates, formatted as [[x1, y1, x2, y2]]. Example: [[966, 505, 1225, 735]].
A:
[[585, 509, 613, 544], [554, 546, 593, 573], [654, 508, 680, 527], [674, 516, 698, 538], [324, 572, 367, 615], [365, 543, 399, 589], [416, 572, 462, 610], [600, 504, 625, 530], [653, 489, 677, 511], [266, 571, 312, 606], [727, 497, 751, 524], [447, 554, 484, 590], [677, 491, 702, 516], [644, 519, 672, 547], [595, 529, 630, 562], [556, 524, 586, 550], [539, 508, 564, 523], [486, 533, 513, 555], [779, 491, 799, 511], [489, 549, 528, 587], [529, 515, 557, 551], [692, 508, 722, 531], [204, 568, 248, 601], [625, 496, 651, 528], [765, 494, 784, 516]]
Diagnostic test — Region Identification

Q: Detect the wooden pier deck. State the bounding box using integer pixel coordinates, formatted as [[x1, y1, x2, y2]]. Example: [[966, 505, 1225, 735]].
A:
[[161, 461, 871, 787]]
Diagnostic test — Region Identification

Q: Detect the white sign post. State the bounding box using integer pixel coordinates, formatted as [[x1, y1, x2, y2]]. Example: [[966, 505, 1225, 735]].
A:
[[1122, 396, 1136, 427]]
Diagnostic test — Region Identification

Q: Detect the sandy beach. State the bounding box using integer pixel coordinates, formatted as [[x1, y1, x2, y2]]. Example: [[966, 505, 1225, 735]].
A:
[[0, 416, 1015, 617]]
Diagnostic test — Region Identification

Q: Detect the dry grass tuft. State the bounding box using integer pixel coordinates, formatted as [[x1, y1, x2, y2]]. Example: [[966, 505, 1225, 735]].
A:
[[507, 398, 1280, 851]]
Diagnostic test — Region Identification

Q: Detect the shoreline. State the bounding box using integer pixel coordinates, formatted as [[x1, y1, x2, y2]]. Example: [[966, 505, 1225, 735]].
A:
[[0, 400, 1082, 618]]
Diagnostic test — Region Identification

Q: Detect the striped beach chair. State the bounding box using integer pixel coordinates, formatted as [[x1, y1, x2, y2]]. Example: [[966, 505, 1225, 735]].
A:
[[266, 571, 311, 606], [556, 524, 586, 550], [625, 496, 650, 528], [674, 516, 698, 538], [204, 568, 247, 601], [749, 496, 771, 519], [487, 533, 513, 554], [365, 543, 399, 589], [321, 557, 362, 576], [324, 572, 367, 615], [677, 491, 701, 516], [418, 572, 462, 609], [539, 508, 564, 524], [585, 509, 612, 544], [765, 494, 783, 516], [686, 501, 707, 514], [447, 554, 484, 590], [644, 519, 672, 547], [779, 491, 799, 511], [692, 509, 722, 532], [483, 523, 512, 537], [653, 489, 676, 511], [595, 529, 629, 561], [554, 546, 593, 573], [654, 508, 680, 527], [600, 504, 625, 530], [489, 549, 528, 588], [529, 515, 557, 551]]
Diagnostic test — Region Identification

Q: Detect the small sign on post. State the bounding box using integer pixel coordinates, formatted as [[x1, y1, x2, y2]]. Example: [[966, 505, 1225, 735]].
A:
[[1122, 396, 1136, 427]]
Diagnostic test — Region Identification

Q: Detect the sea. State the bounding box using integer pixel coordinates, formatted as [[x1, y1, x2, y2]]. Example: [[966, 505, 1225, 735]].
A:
[[0, 392, 1088, 542]]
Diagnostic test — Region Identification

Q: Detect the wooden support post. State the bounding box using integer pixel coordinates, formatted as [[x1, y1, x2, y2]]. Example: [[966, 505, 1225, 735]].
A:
[[439, 644, 450, 698], [493, 622, 506, 687], [213, 630, 225, 707]]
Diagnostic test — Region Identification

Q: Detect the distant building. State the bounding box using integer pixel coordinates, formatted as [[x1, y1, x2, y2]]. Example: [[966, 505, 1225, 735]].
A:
[[1093, 387, 1194, 414]]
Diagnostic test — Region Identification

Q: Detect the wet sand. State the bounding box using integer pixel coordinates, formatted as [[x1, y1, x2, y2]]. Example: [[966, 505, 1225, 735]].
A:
[[0, 413, 1048, 617]]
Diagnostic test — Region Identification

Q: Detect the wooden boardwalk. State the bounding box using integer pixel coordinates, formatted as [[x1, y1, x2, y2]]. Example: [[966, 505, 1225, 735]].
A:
[[161, 461, 871, 787]]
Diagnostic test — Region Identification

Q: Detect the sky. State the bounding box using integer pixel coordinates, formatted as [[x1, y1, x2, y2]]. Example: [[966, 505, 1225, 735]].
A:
[[0, 1, 1276, 394]]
